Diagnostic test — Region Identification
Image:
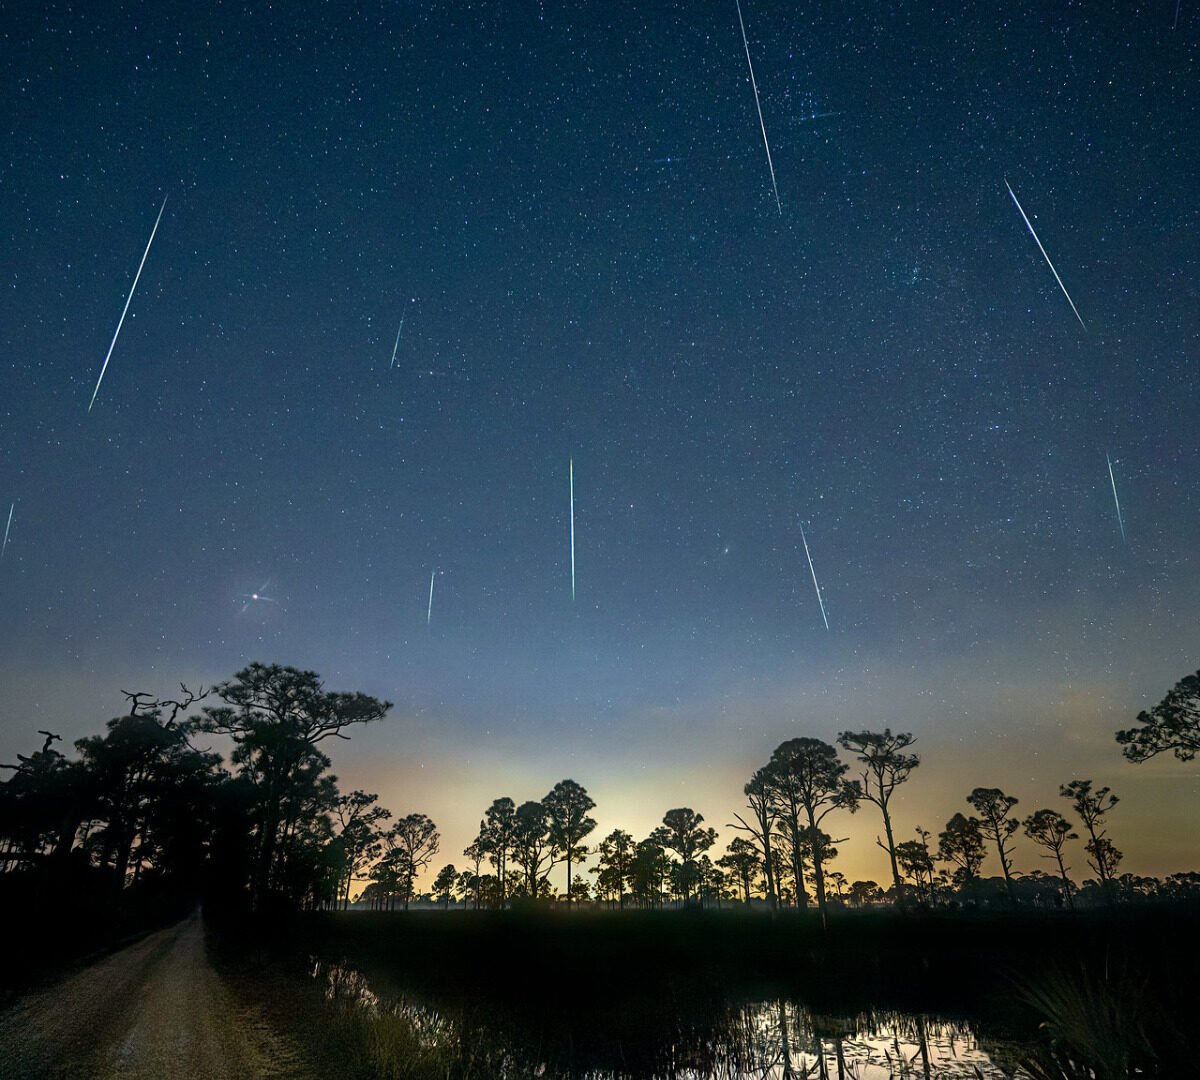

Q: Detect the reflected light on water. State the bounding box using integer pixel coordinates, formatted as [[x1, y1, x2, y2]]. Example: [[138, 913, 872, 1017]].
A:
[[313, 959, 1027, 1079], [748, 1004, 1015, 1079]]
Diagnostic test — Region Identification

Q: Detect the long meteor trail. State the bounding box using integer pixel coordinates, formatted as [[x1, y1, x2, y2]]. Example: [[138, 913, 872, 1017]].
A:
[[427, 568, 436, 625], [88, 195, 168, 412], [734, 0, 782, 214], [1107, 454, 1126, 543], [1, 502, 12, 559], [1004, 179, 1086, 332], [799, 521, 830, 630], [569, 458, 576, 601], [389, 317, 405, 369]]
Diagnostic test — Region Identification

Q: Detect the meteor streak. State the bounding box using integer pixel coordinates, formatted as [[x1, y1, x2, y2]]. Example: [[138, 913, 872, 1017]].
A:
[[1, 502, 12, 559], [1004, 179, 1086, 332], [569, 459, 576, 601], [1107, 454, 1126, 543], [427, 568, 437, 625], [389, 317, 404, 369], [88, 196, 168, 412], [734, 0, 782, 214], [799, 521, 829, 630]]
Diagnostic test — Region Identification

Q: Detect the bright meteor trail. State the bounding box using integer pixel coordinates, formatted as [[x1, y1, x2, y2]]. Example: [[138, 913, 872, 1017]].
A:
[[1004, 178, 1086, 332], [1, 502, 12, 559], [569, 459, 576, 601], [389, 317, 404, 370], [427, 568, 437, 625], [734, 0, 782, 214], [799, 521, 830, 630], [1107, 454, 1126, 543], [88, 196, 168, 412]]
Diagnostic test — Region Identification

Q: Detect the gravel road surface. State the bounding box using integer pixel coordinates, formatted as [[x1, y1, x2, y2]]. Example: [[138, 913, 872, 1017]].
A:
[[0, 912, 313, 1079]]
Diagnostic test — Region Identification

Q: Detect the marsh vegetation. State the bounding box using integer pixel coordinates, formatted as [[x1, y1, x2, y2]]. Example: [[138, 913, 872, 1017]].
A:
[[209, 905, 1198, 1080]]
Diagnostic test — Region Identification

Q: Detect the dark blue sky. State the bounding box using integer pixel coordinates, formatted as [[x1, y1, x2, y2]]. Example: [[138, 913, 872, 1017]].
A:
[[2, 1, 1197, 884]]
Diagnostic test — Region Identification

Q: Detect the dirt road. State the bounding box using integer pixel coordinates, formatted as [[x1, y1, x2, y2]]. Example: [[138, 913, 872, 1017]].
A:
[[0, 912, 312, 1079]]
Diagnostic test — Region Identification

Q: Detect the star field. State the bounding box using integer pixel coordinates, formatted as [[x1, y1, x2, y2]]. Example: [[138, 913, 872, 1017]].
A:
[[2, 1, 1198, 885]]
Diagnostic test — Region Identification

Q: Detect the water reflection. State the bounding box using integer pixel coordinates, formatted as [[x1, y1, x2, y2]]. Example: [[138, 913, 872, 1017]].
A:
[[717, 1004, 1010, 1079], [313, 959, 1024, 1079]]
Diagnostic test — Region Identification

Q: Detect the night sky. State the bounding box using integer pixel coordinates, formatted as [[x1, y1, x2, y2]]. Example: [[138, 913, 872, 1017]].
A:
[[2, 1, 1198, 888]]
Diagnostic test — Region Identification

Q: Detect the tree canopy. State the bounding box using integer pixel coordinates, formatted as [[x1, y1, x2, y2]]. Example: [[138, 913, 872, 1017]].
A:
[[767, 737, 858, 927], [836, 729, 919, 907], [967, 787, 1020, 906], [543, 779, 597, 909], [189, 663, 392, 908], [1117, 669, 1200, 763], [7, 656, 1200, 924]]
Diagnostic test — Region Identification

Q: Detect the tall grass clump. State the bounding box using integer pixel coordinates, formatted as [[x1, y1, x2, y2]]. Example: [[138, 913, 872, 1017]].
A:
[[311, 959, 466, 1080], [1014, 965, 1187, 1079]]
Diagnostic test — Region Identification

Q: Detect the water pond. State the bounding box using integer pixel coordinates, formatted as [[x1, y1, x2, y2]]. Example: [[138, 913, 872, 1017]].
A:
[[313, 957, 1036, 1079]]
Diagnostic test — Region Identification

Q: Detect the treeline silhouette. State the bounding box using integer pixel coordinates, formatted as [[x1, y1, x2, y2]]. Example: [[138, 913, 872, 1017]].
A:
[[0, 663, 392, 992], [3, 660, 1199, 978], [382, 668, 1200, 917]]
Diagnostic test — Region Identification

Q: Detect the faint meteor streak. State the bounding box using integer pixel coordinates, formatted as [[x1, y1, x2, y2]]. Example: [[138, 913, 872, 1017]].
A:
[[569, 459, 576, 601], [389, 317, 405, 370], [88, 196, 168, 412], [1, 502, 12, 559], [734, 0, 782, 214], [1004, 179, 1086, 332], [427, 568, 437, 625], [1106, 454, 1126, 543], [798, 521, 829, 630]]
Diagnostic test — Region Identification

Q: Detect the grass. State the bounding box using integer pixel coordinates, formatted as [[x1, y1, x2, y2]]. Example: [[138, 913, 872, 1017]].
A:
[[213, 930, 465, 1080], [289, 903, 1200, 1014], [210, 902, 1200, 1080], [1012, 961, 1193, 1080]]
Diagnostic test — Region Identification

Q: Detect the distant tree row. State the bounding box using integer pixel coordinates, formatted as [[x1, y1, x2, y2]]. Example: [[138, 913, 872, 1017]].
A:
[[427, 667, 1200, 913], [424, 767, 1128, 914], [3, 663, 1199, 918]]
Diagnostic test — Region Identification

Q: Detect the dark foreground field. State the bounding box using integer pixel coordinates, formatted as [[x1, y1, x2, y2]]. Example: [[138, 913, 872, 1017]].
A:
[[211, 903, 1200, 1079]]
